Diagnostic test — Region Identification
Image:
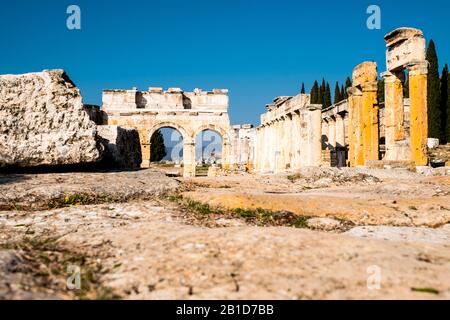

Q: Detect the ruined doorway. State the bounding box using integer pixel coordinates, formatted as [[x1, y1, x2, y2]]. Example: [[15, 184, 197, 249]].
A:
[[195, 129, 223, 177], [149, 126, 185, 177]]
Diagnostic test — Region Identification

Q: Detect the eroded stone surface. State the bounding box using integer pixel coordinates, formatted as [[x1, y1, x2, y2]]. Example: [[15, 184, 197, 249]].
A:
[[0, 70, 101, 167], [0, 169, 179, 210]]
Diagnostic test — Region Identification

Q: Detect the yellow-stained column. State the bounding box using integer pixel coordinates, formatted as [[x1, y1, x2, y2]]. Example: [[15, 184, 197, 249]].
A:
[[408, 62, 429, 166], [347, 87, 363, 166], [361, 81, 379, 161], [383, 71, 404, 160], [183, 142, 196, 177]]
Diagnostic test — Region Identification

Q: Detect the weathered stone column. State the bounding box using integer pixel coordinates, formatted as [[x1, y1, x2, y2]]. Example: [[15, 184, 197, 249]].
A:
[[335, 113, 346, 149], [322, 119, 329, 150], [291, 111, 301, 170], [361, 81, 379, 161], [307, 105, 322, 166], [327, 116, 336, 151], [347, 87, 363, 166], [268, 123, 276, 172], [139, 129, 150, 168], [183, 142, 196, 177], [222, 141, 232, 170], [383, 71, 405, 160], [275, 119, 285, 172], [408, 62, 429, 166], [284, 114, 293, 169]]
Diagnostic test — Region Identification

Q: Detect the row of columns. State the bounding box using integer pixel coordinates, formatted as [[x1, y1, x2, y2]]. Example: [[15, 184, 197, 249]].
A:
[[322, 113, 346, 150], [255, 106, 322, 172]]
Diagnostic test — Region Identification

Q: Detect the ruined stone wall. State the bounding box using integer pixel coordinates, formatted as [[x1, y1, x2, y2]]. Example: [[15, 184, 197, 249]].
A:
[[102, 87, 233, 177], [254, 94, 322, 173]]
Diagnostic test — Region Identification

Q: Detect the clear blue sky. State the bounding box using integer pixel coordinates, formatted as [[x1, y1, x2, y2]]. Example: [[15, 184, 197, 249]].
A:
[[1, 0, 449, 125]]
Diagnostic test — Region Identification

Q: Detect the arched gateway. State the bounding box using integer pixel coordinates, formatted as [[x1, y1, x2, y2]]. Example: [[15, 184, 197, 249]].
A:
[[102, 87, 233, 177]]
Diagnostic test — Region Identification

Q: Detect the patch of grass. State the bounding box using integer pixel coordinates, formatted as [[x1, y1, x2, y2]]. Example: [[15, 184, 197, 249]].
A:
[[290, 216, 309, 229], [166, 193, 313, 228], [47, 193, 117, 209], [1, 237, 121, 300], [411, 287, 440, 295], [185, 199, 215, 215]]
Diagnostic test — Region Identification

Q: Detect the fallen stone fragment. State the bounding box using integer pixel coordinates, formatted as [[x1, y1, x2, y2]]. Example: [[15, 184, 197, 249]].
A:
[[0, 70, 101, 168]]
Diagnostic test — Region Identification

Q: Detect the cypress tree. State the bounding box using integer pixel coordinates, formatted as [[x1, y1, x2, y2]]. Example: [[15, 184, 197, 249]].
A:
[[341, 84, 346, 100], [344, 77, 352, 99], [447, 67, 450, 143], [318, 81, 324, 105], [334, 81, 341, 104], [301, 82, 306, 94], [321, 78, 326, 105], [150, 129, 167, 162], [427, 40, 441, 139], [310, 81, 319, 104], [441, 65, 449, 143], [325, 82, 332, 108]]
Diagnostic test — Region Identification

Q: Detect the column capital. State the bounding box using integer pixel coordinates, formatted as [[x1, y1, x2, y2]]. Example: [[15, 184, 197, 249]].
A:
[[381, 70, 404, 82], [408, 61, 428, 76]]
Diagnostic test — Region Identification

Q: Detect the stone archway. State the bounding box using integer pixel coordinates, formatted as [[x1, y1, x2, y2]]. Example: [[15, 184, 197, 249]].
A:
[[147, 122, 196, 177], [194, 124, 232, 170]]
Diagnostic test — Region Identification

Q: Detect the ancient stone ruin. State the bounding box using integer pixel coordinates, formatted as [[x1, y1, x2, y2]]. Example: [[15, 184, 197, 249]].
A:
[[0, 27, 432, 175], [0, 70, 141, 170], [0, 70, 101, 167], [102, 87, 234, 177], [312, 28, 428, 168], [254, 94, 322, 172]]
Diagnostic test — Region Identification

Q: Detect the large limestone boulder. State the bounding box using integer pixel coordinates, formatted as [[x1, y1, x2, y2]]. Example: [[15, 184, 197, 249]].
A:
[[0, 70, 101, 167], [96, 125, 142, 170]]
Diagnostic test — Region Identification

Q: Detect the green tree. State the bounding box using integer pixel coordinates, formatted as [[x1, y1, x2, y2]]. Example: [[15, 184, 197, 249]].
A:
[[441, 65, 449, 143], [310, 81, 319, 104], [324, 82, 332, 108], [301, 82, 306, 94], [334, 81, 341, 104], [447, 67, 450, 143], [344, 77, 352, 99], [318, 78, 325, 105], [150, 129, 167, 162], [341, 84, 346, 100], [427, 40, 441, 139]]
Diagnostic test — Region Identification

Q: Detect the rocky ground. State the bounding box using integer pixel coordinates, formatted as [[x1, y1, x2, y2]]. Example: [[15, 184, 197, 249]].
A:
[[0, 167, 449, 300]]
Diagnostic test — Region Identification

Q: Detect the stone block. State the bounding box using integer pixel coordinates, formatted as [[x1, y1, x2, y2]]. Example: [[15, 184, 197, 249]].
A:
[[0, 70, 101, 168]]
